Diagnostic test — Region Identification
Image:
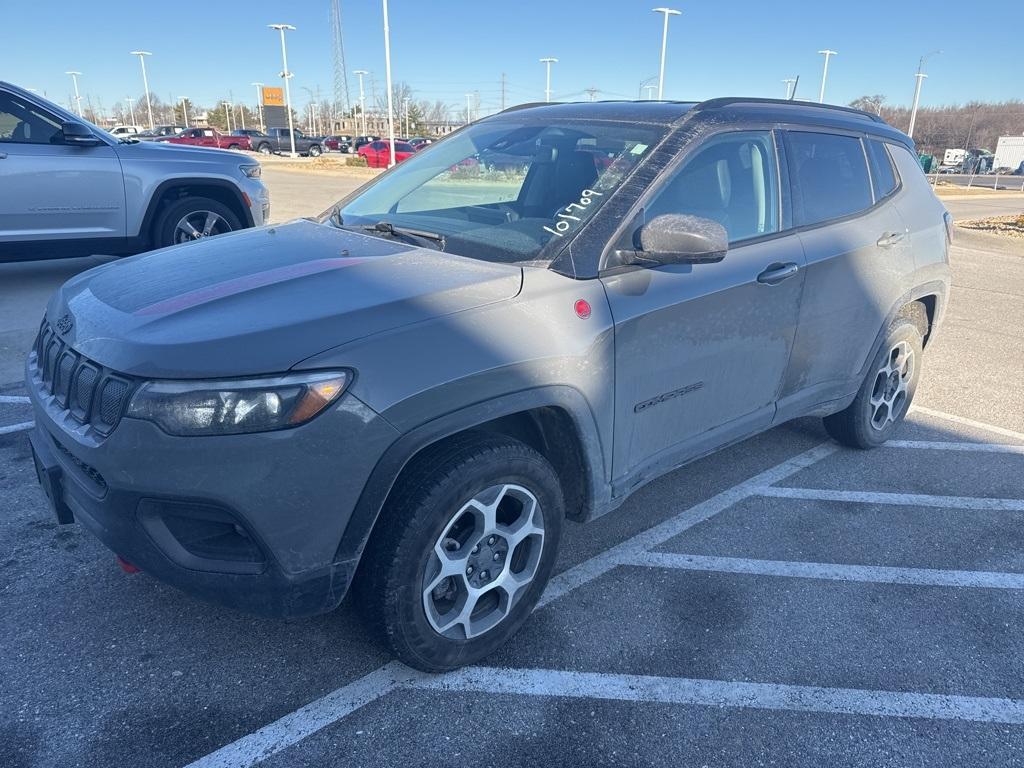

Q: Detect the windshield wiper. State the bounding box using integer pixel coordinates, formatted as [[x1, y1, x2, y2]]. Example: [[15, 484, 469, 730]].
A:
[[366, 221, 446, 250]]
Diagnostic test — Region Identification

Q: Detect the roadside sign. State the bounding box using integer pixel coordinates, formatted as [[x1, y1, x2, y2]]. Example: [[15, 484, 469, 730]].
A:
[[262, 87, 285, 107]]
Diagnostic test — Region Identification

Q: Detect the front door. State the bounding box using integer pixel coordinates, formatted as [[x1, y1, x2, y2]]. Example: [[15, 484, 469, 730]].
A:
[[0, 89, 125, 246], [602, 130, 805, 484]]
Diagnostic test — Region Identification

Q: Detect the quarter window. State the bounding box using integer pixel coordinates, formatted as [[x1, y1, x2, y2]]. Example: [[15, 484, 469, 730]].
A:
[[645, 131, 779, 243], [866, 139, 898, 199], [787, 131, 873, 226]]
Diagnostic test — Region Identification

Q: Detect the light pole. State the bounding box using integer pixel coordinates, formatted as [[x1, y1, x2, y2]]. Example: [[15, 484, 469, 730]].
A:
[[540, 57, 558, 102], [783, 78, 797, 99], [465, 93, 473, 124], [402, 97, 410, 137], [130, 51, 155, 129], [354, 69, 368, 136], [223, 102, 233, 133], [65, 71, 83, 116], [126, 96, 137, 127], [251, 82, 265, 132], [908, 50, 941, 139], [269, 23, 298, 157], [817, 49, 837, 103], [179, 96, 189, 128], [381, 0, 396, 168], [652, 8, 681, 100]]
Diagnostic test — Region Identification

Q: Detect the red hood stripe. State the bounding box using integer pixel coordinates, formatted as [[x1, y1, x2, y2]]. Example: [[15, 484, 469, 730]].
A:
[[134, 257, 367, 317]]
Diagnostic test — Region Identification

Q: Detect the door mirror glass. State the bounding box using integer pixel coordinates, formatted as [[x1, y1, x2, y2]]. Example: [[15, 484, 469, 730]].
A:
[[61, 121, 102, 147], [630, 214, 729, 265]]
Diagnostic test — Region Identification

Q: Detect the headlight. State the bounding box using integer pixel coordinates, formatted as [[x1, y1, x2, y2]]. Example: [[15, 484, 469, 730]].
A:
[[240, 164, 262, 178], [126, 371, 350, 436]]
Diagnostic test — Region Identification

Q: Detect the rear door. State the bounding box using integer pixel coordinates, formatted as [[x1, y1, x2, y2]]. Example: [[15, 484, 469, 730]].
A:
[[777, 129, 910, 414], [602, 129, 806, 481], [0, 88, 125, 246]]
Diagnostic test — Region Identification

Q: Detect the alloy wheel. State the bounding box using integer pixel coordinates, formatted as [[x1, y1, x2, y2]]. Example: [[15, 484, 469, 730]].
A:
[[869, 340, 915, 430], [173, 211, 231, 244]]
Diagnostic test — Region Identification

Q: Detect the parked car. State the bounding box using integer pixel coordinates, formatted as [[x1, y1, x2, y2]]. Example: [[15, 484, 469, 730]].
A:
[[0, 81, 269, 261], [159, 127, 252, 151], [324, 135, 353, 152], [358, 139, 416, 167], [25, 98, 950, 672], [408, 137, 433, 150], [352, 135, 381, 151], [109, 125, 140, 137], [133, 125, 187, 141], [937, 165, 960, 174], [1013, 162, 1024, 176], [256, 127, 324, 156]]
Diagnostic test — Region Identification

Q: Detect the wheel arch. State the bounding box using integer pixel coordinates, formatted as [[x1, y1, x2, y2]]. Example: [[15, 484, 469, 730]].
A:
[[336, 386, 611, 568], [140, 178, 254, 246]]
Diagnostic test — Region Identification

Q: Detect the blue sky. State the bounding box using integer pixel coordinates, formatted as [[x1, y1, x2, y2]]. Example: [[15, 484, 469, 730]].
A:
[[3, 0, 1022, 117]]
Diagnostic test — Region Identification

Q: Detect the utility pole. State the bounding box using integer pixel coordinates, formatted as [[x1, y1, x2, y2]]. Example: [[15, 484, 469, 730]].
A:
[[224, 101, 233, 132], [585, 87, 599, 102], [65, 71, 83, 116], [908, 50, 941, 139], [269, 23, 298, 157], [180, 96, 189, 128], [783, 78, 797, 99], [653, 8, 681, 100], [130, 51, 155, 129], [500, 72, 506, 111], [354, 70, 368, 136], [382, 0, 396, 167], [644, 84, 657, 99], [817, 49, 837, 103], [252, 83, 265, 131], [540, 57, 558, 102], [402, 97, 409, 137], [465, 92, 473, 124]]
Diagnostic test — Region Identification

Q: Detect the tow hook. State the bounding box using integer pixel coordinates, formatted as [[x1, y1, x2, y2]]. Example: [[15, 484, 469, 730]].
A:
[[116, 556, 140, 574]]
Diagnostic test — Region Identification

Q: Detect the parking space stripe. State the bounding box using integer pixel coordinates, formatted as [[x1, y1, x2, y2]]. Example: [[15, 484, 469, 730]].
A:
[[757, 486, 1024, 512], [911, 405, 1024, 443], [0, 395, 30, 404], [416, 666, 1024, 725], [886, 440, 1024, 454], [0, 421, 33, 436], [183, 662, 424, 768], [624, 551, 1024, 590], [536, 442, 838, 609]]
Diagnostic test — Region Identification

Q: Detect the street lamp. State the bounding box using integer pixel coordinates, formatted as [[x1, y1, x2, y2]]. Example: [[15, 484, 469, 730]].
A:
[[126, 96, 137, 127], [817, 49, 837, 103], [179, 96, 189, 128], [908, 50, 941, 140], [783, 78, 797, 99], [251, 82, 265, 132], [540, 57, 558, 102], [353, 70, 368, 137], [381, 0, 397, 168], [268, 23, 298, 157], [652, 8, 681, 100], [65, 71, 83, 116], [129, 51, 155, 129]]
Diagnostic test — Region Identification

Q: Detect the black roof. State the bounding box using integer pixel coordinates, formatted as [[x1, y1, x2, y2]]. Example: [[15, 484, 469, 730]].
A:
[[490, 97, 909, 145]]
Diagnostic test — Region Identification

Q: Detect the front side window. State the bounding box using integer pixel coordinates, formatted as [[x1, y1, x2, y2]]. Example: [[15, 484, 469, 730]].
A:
[[0, 91, 63, 145], [788, 131, 873, 226], [335, 119, 665, 264], [866, 139, 898, 199], [645, 131, 779, 243]]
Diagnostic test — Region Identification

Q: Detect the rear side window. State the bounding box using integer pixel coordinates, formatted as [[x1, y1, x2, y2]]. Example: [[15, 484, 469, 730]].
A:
[[866, 139, 898, 199], [788, 131, 873, 226]]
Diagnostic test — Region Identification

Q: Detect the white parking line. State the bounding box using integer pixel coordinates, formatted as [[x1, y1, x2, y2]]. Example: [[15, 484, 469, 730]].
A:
[[183, 662, 423, 768], [758, 486, 1024, 512], [417, 666, 1024, 725], [911, 405, 1024, 443], [0, 421, 33, 436], [0, 395, 30, 404], [886, 440, 1024, 454], [625, 551, 1024, 590]]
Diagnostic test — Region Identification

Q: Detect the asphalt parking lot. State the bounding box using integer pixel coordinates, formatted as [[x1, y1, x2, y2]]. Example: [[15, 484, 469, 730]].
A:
[[3, 180, 1024, 767]]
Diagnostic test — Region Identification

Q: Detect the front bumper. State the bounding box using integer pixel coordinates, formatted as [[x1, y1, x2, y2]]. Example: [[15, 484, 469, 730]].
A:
[[26, 352, 399, 618]]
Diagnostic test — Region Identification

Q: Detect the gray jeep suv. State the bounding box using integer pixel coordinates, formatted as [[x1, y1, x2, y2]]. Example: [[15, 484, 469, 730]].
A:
[[26, 98, 951, 671], [0, 82, 269, 262]]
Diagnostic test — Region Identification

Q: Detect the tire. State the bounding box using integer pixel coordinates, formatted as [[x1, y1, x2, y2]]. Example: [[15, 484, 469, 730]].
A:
[[308, 144, 322, 157], [257, 143, 272, 155], [355, 433, 564, 672], [153, 196, 243, 249], [227, 143, 241, 150], [823, 309, 925, 449]]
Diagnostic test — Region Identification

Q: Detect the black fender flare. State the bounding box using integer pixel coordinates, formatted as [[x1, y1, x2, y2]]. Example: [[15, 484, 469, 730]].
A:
[[139, 177, 254, 242], [335, 385, 611, 566], [857, 280, 948, 384]]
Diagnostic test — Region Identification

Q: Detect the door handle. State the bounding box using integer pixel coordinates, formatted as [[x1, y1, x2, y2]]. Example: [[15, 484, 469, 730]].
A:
[[757, 262, 800, 285], [877, 231, 907, 248]]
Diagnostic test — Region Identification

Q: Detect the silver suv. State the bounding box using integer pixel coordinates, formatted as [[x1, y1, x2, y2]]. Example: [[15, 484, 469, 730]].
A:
[[0, 82, 269, 262]]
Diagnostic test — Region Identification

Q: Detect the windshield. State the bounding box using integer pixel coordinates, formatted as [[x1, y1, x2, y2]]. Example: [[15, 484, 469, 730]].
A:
[[332, 119, 666, 265]]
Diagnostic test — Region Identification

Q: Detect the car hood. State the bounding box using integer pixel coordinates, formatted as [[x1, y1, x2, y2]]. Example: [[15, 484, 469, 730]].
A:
[[114, 139, 239, 162], [48, 219, 523, 378]]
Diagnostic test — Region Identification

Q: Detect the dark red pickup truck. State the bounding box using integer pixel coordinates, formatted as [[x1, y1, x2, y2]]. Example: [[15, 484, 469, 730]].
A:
[[158, 128, 252, 151]]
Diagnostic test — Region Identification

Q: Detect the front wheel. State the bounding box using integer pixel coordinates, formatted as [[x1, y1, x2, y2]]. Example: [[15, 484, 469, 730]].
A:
[[257, 143, 272, 155], [355, 434, 563, 672], [823, 312, 924, 449], [153, 197, 242, 249]]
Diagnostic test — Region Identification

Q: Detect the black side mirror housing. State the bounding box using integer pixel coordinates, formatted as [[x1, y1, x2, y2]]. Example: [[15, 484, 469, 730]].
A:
[[620, 214, 729, 266], [61, 122, 103, 147]]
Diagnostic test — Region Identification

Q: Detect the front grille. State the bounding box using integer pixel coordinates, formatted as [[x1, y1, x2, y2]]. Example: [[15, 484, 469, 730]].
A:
[[52, 436, 108, 492], [32, 320, 135, 436]]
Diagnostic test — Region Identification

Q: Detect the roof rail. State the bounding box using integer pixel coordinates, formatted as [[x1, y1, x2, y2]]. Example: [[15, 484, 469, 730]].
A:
[[497, 102, 553, 114], [692, 97, 885, 123]]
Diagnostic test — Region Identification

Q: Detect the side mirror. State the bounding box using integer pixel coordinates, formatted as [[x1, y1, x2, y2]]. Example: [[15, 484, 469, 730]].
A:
[[620, 214, 728, 266], [61, 122, 102, 147]]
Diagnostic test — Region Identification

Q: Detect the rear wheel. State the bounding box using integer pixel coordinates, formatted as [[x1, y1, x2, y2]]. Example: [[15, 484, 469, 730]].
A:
[[823, 313, 924, 449], [153, 197, 242, 249], [257, 143, 272, 155], [356, 434, 563, 672], [308, 144, 322, 157]]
